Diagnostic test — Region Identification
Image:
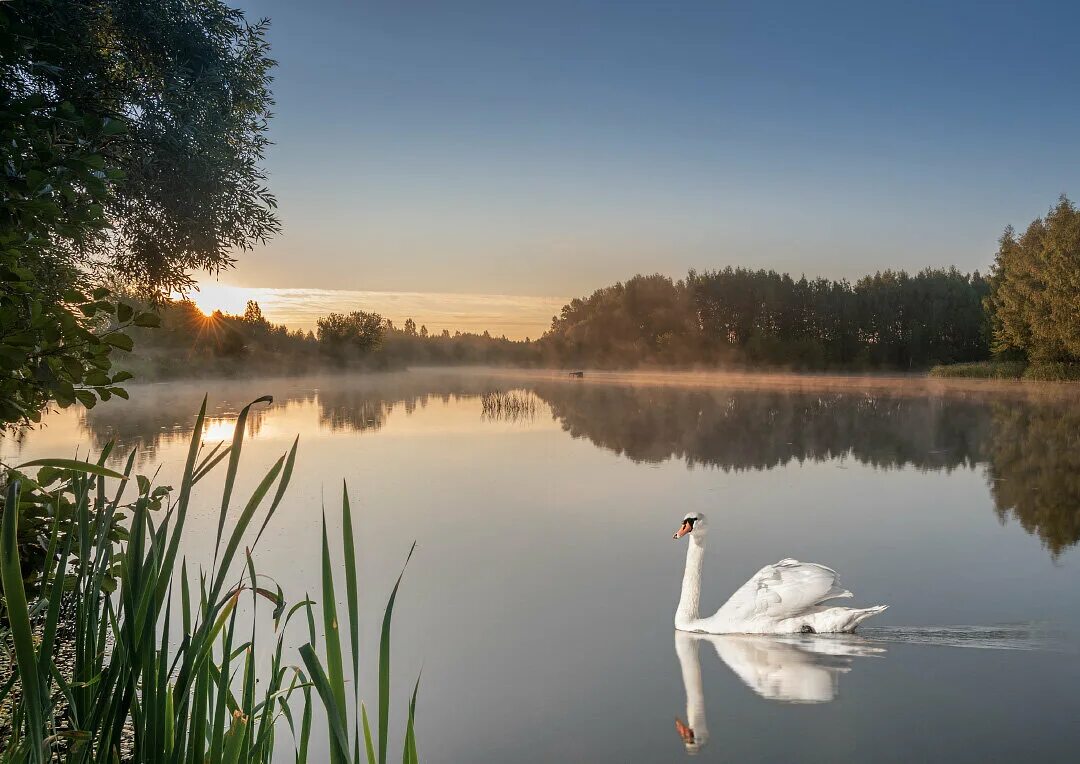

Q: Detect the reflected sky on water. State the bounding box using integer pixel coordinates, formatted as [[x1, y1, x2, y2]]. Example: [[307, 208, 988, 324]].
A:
[[3, 370, 1078, 762]]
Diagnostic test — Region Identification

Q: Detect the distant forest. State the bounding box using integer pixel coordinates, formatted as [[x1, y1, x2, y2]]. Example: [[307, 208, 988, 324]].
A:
[[122, 267, 991, 377], [121, 196, 1080, 377]]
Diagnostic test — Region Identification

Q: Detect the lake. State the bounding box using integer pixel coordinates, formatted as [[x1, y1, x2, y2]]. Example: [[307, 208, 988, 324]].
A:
[[3, 369, 1079, 762]]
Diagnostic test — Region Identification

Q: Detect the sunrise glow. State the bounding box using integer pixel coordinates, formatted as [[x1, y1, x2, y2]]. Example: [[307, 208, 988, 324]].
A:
[[189, 283, 253, 318]]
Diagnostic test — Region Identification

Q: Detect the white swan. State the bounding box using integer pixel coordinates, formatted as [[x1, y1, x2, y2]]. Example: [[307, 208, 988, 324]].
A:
[[673, 512, 887, 634], [674, 630, 885, 753]]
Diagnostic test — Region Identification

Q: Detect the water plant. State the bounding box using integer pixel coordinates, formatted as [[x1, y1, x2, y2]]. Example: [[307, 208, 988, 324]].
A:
[[0, 396, 419, 762], [480, 389, 540, 422]]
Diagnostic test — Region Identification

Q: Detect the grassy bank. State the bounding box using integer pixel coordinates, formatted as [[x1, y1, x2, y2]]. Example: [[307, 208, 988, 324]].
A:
[[928, 361, 1080, 381]]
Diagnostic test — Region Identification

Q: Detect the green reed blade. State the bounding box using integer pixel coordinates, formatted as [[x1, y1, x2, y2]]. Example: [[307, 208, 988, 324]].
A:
[[319, 511, 348, 764], [210, 453, 286, 601], [341, 482, 361, 761], [299, 644, 351, 761], [14, 458, 125, 480], [403, 672, 420, 764], [379, 542, 416, 764], [213, 395, 273, 565], [361, 702, 376, 764], [1, 481, 45, 761], [252, 435, 299, 549]]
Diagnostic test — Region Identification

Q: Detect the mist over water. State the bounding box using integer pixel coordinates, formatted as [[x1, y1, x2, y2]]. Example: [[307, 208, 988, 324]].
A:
[[4, 369, 1079, 762]]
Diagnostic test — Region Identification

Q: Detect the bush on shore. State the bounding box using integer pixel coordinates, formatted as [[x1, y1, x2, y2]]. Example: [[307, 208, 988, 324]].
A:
[[928, 360, 1080, 381]]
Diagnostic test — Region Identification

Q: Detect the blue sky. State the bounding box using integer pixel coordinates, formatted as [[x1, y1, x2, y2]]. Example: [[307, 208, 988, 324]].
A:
[[215, 0, 1080, 335]]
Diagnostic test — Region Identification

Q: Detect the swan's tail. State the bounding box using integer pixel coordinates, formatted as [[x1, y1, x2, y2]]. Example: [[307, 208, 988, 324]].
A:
[[844, 605, 888, 632]]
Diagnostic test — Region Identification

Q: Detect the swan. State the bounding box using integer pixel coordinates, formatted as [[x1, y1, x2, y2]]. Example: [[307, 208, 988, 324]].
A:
[[673, 512, 887, 634], [674, 630, 885, 753]]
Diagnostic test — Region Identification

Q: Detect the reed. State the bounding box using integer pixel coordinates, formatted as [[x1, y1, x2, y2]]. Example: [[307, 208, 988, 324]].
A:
[[480, 389, 540, 421], [0, 396, 419, 762]]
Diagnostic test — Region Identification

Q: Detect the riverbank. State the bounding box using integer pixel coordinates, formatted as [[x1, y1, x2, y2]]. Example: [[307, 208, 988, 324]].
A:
[[929, 361, 1080, 381]]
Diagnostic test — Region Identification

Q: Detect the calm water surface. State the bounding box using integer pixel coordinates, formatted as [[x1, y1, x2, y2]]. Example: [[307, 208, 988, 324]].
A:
[[3, 370, 1079, 762]]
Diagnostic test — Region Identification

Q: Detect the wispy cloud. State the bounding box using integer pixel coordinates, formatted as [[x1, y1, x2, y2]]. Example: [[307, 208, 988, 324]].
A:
[[190, 284, 567, 340]]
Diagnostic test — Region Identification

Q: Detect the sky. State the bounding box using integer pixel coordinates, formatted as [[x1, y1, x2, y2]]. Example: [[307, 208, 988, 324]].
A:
[[206, 0, 1080, 337]]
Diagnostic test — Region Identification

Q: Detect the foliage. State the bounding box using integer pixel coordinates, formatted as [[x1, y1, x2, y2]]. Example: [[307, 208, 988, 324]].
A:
[[0, 0, 278, 431], [0, 21, 144, 430], [1021, 362, 1080, 382], [0, 398, 419, 762], [544, 274, 699, 367], [927, 361, 1026, 380], [543, 268, 991, 370], [985, 196, 1080, 364], [0, 275, 153, 430], [2, 0, 280, 294], [317, 311, 386, 362]]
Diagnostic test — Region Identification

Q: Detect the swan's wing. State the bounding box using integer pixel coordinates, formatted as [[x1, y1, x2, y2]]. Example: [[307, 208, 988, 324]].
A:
[[721, 559, 852, 622], [708, 635, 844, 703]]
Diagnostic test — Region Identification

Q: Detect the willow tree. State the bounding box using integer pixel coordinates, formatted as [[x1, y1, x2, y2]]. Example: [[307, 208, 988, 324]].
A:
[[986, 196, 1080, 362]]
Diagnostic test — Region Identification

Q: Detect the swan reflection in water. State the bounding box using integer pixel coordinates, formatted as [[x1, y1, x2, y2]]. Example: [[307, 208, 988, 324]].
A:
[[674, 631, 885, 754]]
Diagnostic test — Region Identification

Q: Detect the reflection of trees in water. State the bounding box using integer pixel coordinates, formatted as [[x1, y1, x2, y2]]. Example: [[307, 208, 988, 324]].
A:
[[311, 374, 523, 432], [75, 374, 1080, 556], [77, 372, 530, 452], [532, 384, 992, 472], [532, 383, 1080, 556], [985, 403, 1080, 557], [77, 384, 290, 464]]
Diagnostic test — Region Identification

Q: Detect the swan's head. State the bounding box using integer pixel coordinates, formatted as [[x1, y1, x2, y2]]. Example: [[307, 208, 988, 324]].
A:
[[673, 512, 707, 540], [675, 717, 705, 753]]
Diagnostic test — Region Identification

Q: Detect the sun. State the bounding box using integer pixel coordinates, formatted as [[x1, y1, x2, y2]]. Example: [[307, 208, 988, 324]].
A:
[[188, 284, 252, 317]]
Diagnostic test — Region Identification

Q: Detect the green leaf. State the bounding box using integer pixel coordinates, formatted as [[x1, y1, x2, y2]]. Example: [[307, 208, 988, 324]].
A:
[[133, 311, 162, 328], [103, 332, 133, 351], [15, 458, 125, 480], [101, 117, 127, 136], [74, 389, 97, 409], [379, 543, 416, 764], [116, 303, 134, 322], [299, 645, 352, 761], [1, 483, 45, 747]]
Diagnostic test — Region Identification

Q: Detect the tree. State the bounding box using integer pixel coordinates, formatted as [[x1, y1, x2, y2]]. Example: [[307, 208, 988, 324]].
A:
[[404, 317, 417, 337], [0, 0, 278, 429], [316, 311, 384, 360], [986, 197, 1080, 363], [243, 300, 269, 327], [3, 0, 280, 293]]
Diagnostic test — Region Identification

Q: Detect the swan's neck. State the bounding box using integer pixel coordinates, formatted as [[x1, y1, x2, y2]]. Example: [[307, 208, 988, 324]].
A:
[[675, 632, 709, 750], [675, 535, 706, 630]]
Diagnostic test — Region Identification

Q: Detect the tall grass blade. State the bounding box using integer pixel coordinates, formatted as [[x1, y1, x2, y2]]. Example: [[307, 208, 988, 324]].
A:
[[299, 644, 351, 760], [1, 481, 45, 762], [213, 395, 273, 566], [319, 511, 348, 764], [14, 458, 125, 480], [341, 483, 361, 763], [379, 542, 416, 764]]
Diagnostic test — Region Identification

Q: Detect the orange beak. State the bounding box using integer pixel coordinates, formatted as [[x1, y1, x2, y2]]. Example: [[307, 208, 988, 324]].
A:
[[673, 521, 692, 539], [675, 717, 695, 744]]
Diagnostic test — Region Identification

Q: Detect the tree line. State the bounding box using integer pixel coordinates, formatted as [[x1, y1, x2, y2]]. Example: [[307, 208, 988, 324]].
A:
[[542, 267, 991, 370], [117, 298, 540, 378], [125, 192, 1080, 378], [543, 197, 1080, 373]]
